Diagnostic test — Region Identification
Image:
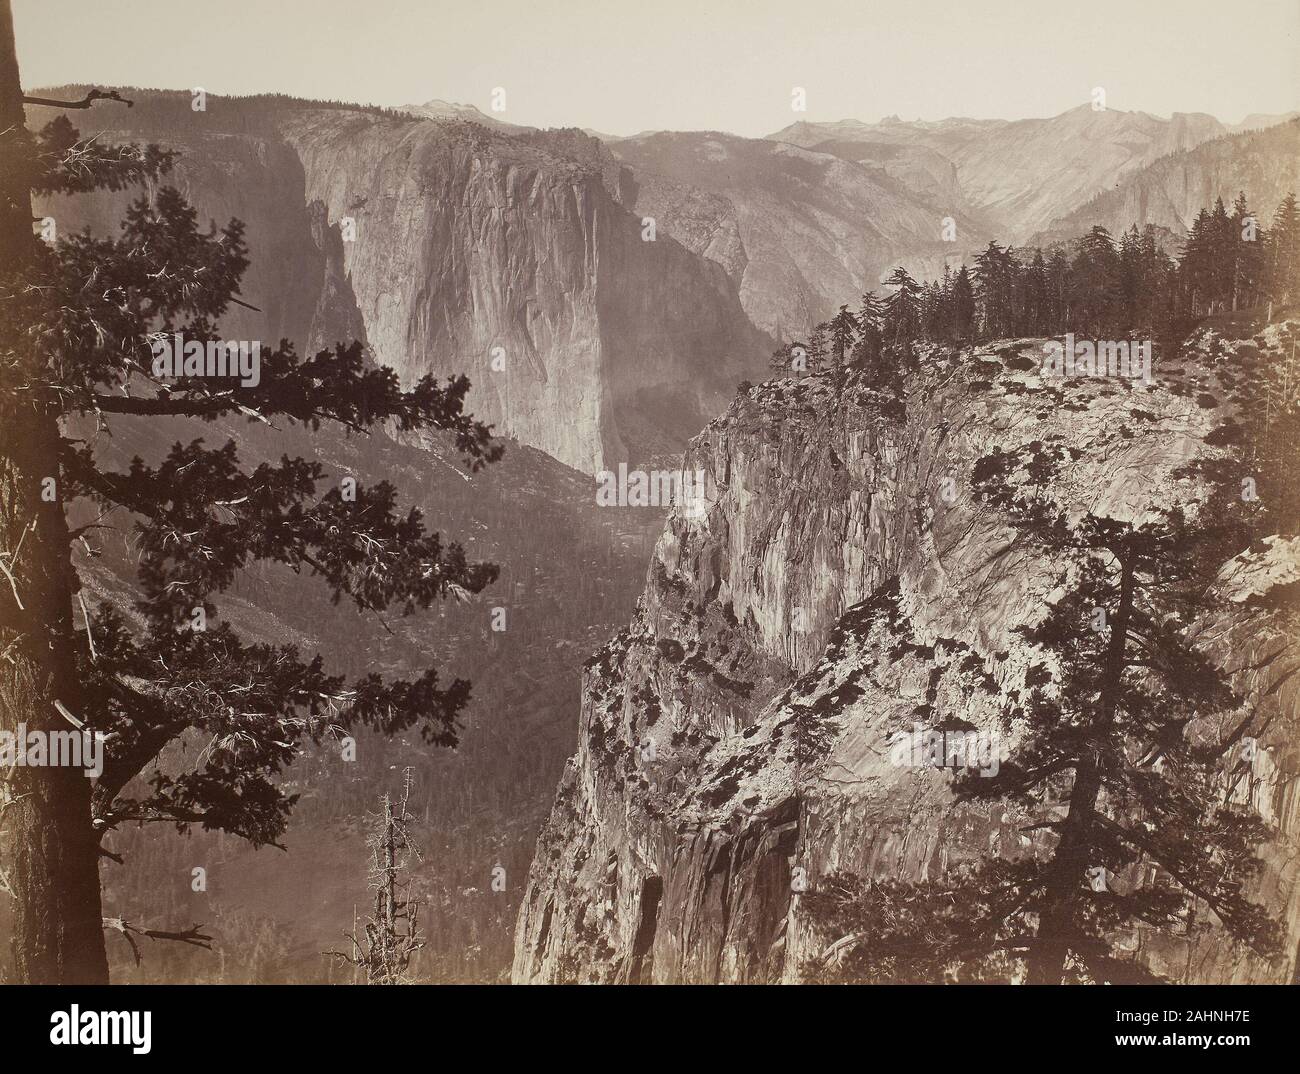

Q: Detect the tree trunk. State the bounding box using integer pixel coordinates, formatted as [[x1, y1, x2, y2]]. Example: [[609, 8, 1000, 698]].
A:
[[0, 0, 110, 984], [1026, 550, 1136, 985]]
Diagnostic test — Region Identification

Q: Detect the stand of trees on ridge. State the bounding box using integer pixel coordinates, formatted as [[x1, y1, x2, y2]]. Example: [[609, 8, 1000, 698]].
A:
[[771, 192, 1300, 385]]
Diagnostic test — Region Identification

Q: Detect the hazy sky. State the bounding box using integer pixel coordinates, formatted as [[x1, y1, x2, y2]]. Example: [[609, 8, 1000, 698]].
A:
[[13, 0, 1300, 136]]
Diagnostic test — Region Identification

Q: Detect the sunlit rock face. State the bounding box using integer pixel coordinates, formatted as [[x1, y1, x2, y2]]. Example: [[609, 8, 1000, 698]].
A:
[[278, 114, 770, 473], [32, 94, 770, 475], [513, 329, 1300, 984]]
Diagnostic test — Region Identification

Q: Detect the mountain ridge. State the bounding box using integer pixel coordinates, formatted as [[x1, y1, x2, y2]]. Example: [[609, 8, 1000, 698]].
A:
[[1032, 118, 1300, 247]]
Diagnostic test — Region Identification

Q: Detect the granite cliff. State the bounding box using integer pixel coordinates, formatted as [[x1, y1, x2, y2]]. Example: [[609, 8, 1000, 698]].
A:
[[31, 90, 770, 474], [513, 325, 1300, 983]]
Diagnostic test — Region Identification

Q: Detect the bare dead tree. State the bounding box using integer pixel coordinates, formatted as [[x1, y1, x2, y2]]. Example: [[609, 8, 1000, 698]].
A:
[[327, 769, 425, 984]]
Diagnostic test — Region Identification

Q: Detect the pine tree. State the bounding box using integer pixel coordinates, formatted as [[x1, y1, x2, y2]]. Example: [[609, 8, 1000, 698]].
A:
[[852, 291, 886, 367], [1070, 226, 1121, 336], [0, 7, 500, 982], [806, 322, 830, 374], [804, 444, 1284, 984], [1180, 209, 1215, 317], [1118, 225, 1142, 328], [918, 280, 937, 341], [973, 241, 1019, 339], [826, 304, 860, 388], [933, 266, 955, 342], [1023, 250, 1050, 337], [1230, 192, 1264, 312], [969, 452, 1282, 983], [769, 340, 811, 376], [1045, 249, 1071, 334], [1266, 192, 1299, 307], [950, 265, 977, 342], [882, 267, 922, 364], [1209, 196, 1235, 312]]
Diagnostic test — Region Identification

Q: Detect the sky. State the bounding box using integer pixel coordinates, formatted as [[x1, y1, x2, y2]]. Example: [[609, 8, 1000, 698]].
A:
[[12, 0, 1300, 137]]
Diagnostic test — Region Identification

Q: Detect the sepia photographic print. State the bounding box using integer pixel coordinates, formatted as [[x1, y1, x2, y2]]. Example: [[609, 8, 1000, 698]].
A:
[[1, 0, 1297, 1056]]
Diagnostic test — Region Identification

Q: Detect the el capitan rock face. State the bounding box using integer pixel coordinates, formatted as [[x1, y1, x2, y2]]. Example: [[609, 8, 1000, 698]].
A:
[[277, 112, 770, 472], [512, 327, 1300, 984], [32, 91, 770, 475]]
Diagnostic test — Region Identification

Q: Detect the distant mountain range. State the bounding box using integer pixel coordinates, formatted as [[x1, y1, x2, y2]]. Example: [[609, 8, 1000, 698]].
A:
[[604, 129, 990, 338], [769, 106, 1256, 237], [34, 89, 1300, 458], [605, 105, 1297, 335], [1031, 118, 1300, 247]]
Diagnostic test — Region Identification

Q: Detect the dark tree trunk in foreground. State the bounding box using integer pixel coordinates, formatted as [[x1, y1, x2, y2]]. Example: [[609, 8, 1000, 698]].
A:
[[1025, 551, 1135, 985], [0, 0, 110, 983]]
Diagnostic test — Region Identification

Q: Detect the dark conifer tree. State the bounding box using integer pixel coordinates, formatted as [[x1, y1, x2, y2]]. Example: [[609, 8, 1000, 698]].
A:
[[1023, 250, 1050, 336], [826, 304, 860, 388], [0, 11, 500, 982], [973, 241, 1019, 339], [807, 321, 830, 374], [1069, 226, 1121, 336], [934, 266, 955, 341], [852, 290, 887, 370], [950, 265, 977, 342], [1118, 225, 1143, 328], [918, 280, 939, 342], [1208, 196, 1236, 311], [1230, 192, 1264, 312], [1045, 249, 1071, 332], [769, 339, 812, 376], [882, 267, 922, 365], [1180, 209, 1215, 316], [1266, 192, 1299, 306]]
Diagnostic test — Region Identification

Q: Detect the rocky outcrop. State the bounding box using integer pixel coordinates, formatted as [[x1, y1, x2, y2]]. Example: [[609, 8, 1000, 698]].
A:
[[512, 326, 1300, 984]]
